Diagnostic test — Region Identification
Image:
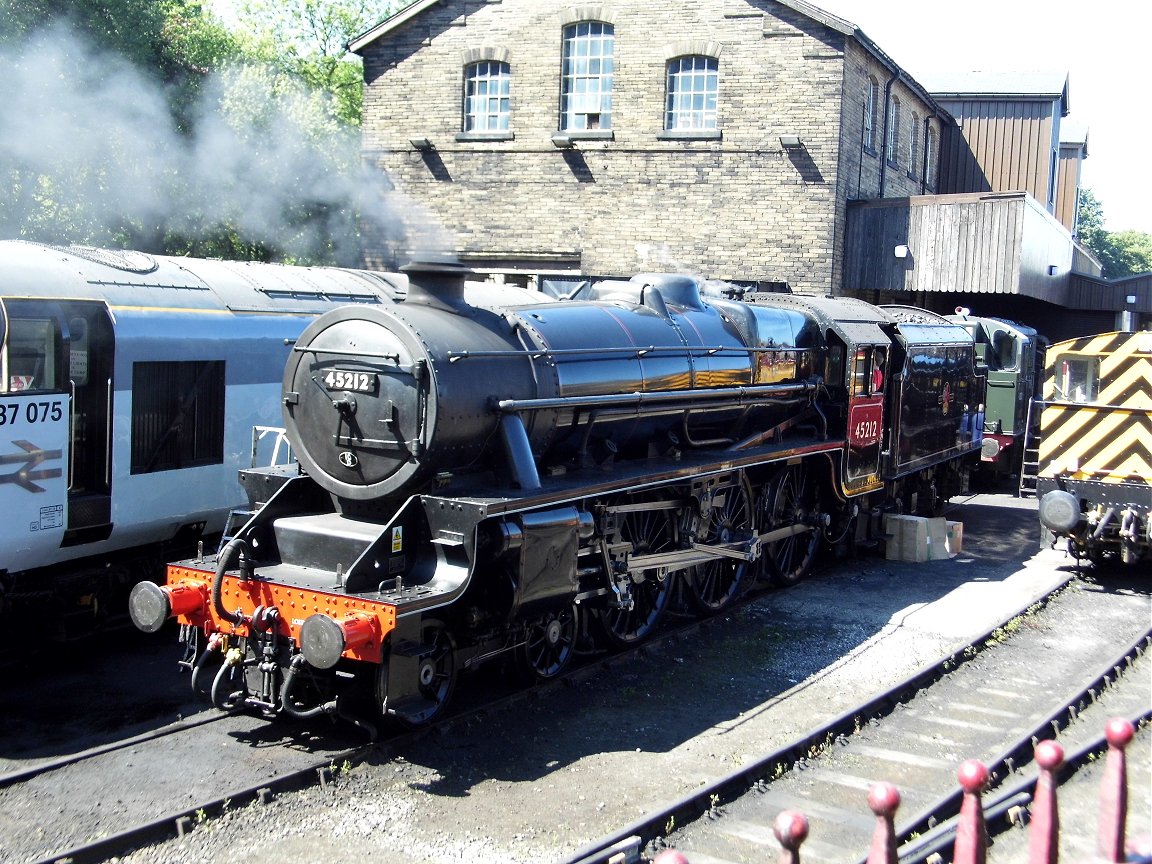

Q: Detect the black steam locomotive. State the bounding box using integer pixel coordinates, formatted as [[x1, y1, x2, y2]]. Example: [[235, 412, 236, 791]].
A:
[[130, 266, 985, 726]]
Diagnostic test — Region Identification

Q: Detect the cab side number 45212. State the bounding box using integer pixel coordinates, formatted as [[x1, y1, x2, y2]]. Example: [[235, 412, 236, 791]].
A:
[[854, 418, 879, 441]]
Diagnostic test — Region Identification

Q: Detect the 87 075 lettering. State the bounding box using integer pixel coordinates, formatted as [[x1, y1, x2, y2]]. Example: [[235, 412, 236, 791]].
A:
[[0, 401, 65, 426]]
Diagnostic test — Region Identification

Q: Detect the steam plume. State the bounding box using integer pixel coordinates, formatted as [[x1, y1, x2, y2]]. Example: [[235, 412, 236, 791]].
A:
[[0, 21, 452, 266]]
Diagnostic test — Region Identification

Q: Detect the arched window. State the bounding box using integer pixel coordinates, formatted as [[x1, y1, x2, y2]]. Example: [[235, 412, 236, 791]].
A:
[[560, 21, 614, 130], [924, 125, 936, 187], [885, 94, 900, 165], [463, 60, 511, 132], [665, 55, 718, 130], [908, 112, 919, 176], [865, 76, 878, 151]]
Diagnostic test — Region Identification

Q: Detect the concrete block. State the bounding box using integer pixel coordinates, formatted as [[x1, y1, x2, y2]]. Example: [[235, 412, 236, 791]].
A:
[[946, 521, 963, 556], [884, 514, 952, 562]]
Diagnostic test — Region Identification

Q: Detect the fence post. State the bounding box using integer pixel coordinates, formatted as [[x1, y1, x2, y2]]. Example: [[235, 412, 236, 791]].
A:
[[954, 759, 989, 864], [866, 782, 901, 864], [1098, 717, 1134, 863], [774, 809, 809, 864], [1028, 739, 1064, 864]]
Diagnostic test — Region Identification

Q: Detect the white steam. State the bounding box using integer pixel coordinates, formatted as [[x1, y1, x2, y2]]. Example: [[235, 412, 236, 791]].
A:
[[0, 22, 452, 266]]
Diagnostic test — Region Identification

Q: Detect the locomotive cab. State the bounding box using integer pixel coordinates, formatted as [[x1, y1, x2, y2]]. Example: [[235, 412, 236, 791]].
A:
[[946, 312, 1046, 479], [1036, 331, 1152, 566], [1, 299, 116, 549]]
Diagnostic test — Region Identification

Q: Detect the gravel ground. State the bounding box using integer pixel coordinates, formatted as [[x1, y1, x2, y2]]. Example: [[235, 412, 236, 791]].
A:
[[89, 492, 1152, 864], [2, 493, 1142, 864]]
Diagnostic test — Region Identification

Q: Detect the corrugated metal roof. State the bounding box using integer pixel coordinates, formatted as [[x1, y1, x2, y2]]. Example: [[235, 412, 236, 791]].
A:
[[1059, 118, 1089, 149], [923, 69, 1069, 109]]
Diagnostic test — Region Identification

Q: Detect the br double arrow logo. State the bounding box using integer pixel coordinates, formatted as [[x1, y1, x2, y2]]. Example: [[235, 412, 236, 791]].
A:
[[1, 440, 64, 493]]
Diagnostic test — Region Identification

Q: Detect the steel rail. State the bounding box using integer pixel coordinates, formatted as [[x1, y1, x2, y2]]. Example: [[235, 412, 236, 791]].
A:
[[891, 703, 1152, 864], [0, 710, 230, 791], [18, 563, 791, 864], [875, 629, 1152, 864], [23, 744, 372, 864], [17, 556, 1081, 864], [559, 574, 1079, 864]]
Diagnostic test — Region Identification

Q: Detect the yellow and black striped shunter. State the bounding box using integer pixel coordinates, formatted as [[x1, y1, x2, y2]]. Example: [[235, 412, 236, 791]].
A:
[[1036, 331, 1152, 565]]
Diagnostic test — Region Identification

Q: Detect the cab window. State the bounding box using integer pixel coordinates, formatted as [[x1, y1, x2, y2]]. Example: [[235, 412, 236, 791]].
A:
[[851, 346, 887, 397], [1054, 355, 1099, 403], [131, 360, 226, 473], [992, 330, 1018, 371], [4, 317, 62, 393]]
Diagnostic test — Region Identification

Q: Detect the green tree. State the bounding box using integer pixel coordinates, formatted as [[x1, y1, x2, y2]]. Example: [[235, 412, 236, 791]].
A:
[[1, 0, 170, 60], [1077, 188, 1152, 278], [1097, 231, 1152, 279], [1, 1, 246, 246], [1, 0, 398, 264], [233, 0, 399, 125], [0, 1, 241, 116]]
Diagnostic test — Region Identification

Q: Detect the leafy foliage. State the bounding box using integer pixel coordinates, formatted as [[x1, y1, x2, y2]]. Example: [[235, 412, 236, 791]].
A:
[[1077, 188, 1152, 278], [234, 0, 395, 125], [0, 0, 400, 264]]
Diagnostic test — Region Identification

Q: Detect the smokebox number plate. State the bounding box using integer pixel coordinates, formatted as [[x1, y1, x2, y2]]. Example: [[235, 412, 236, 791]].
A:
[[323, 369, 378, 393]]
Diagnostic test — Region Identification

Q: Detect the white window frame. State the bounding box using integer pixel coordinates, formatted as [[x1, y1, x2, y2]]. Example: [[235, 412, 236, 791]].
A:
[[925, 126, 936, 187], [665, 55, 718, 131], [560, 21, 614, 131], [885, 94, 901, 165], [908, 112, 919, 177], [463, 60, 511, 132], [865, 77, 878, 151]]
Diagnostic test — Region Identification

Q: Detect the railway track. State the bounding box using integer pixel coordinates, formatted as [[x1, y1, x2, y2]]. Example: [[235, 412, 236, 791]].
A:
[[0, 702, 369, 864], [2, 591, 787, 864], [4, 488, 887, 864], [0, 711, 229, 790], [3, 571, 1070, 864], [5, 495, 1141, 864], [564, 593, 1151, 864]]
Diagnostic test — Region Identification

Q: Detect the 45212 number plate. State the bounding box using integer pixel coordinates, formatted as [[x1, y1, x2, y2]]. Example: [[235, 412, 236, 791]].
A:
[[323, 369, 378, 393]]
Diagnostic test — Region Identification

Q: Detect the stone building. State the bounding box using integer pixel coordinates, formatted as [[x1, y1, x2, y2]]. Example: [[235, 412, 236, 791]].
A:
[[351, 0, 1145, 333], [351, 0, 947, 294]]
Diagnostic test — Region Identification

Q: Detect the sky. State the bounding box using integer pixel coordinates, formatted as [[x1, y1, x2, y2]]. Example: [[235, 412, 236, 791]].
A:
[[809, 0, 1150, 235]]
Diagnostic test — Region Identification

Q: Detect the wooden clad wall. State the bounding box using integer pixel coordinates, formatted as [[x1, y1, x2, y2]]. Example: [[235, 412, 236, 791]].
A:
[[845, 193, 1024, 294], [1055, 143, 1082, 233], [935, 98, 1057, 207], [1068, 273, 1152, 315], [843, 192, 1073, 302]]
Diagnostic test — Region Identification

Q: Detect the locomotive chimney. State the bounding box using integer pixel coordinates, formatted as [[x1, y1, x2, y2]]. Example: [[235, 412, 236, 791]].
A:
[[401, 261, 474, 311]]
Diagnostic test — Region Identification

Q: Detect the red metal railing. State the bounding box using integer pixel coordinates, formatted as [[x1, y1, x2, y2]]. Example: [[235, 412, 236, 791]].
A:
[[650, 717, 1146, 864]]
